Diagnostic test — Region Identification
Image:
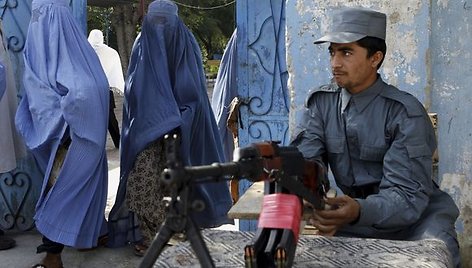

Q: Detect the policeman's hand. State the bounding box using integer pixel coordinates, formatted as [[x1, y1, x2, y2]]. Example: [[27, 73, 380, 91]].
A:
[[309, 195, 360, 236]]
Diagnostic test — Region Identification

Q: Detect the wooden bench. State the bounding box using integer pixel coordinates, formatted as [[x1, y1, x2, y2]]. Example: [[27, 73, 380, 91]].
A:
[[227, 181, 264, 220], [227, 181, 318, 235]]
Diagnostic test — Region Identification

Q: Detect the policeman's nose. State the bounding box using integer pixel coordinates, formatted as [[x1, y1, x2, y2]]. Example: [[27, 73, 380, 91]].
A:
[[331, 55, 342, 68]]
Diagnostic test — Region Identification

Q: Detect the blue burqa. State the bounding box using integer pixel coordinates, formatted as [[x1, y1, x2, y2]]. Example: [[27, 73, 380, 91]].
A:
[[211, 29, 238, 161], [107, 0, 232, 247], [0, 63, 5, 99], [15, 0, 109, 248]]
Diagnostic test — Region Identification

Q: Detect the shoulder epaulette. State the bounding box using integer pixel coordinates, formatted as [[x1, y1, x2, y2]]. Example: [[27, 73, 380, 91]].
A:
[[380, 85, 425, 117], [305, 83, 340, 107]]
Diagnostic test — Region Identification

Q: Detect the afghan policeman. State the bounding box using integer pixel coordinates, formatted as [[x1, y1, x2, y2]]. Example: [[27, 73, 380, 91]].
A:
[[290, 7, 460, 267]]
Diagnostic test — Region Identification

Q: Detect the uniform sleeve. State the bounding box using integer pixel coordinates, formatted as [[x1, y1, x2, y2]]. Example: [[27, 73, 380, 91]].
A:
[[290, 94, 326, 161], [355, 108, 436, 228]]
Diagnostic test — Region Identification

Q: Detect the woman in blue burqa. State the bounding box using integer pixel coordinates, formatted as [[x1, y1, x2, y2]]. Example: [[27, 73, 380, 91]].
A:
[[107, 0, 233, 256], [15, 0, 109, 267], [211, 29, 238, 163]]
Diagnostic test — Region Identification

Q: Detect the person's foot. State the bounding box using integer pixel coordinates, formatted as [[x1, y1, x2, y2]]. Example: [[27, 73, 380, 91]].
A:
[[133, 242, 148, 257], [33, 253, 63, 268], [0, 231, 16, 250]]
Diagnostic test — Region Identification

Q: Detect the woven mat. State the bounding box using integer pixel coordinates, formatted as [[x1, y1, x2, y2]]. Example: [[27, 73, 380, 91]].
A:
[[153, 229, 452, 267]]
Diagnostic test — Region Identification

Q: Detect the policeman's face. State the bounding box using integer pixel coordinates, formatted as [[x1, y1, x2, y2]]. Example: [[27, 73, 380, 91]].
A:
[[328, 42, 381, 94]]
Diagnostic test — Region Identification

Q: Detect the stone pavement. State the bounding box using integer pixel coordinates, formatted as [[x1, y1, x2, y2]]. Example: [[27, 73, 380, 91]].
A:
[[6, 170, 180, 268], [0, 92, 237, 268]]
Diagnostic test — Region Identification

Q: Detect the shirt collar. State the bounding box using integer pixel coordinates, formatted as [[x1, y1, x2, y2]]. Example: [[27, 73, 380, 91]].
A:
[[341, 88, 352, 113], [348, 75, 383, 113]]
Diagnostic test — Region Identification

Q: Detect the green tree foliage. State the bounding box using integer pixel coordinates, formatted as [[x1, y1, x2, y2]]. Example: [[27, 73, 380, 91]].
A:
[[87, 1, 235, 71], [87, 6, 118, 50], [176, 0, 235, 60]]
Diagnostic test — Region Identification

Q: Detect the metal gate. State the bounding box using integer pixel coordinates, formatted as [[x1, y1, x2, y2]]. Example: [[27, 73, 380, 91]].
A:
[[236, 0, 288, 231]]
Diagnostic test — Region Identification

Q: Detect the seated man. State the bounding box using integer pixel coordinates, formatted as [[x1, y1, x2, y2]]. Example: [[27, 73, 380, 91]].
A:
[[290, 7, 460, 267]]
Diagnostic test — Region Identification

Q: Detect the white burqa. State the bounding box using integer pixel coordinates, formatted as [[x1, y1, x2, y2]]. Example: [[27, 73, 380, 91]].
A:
[[0, 24, 25, 173], [88, 29, 125, 93]]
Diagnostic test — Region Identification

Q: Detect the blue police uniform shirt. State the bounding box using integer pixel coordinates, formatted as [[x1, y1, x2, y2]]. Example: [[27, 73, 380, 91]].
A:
[[291, 76, 460, 266]]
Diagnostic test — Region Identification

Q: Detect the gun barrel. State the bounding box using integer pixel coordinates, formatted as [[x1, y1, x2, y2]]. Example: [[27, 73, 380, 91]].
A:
[[161, 159, 264, 185], [185, 162, 242, 178]]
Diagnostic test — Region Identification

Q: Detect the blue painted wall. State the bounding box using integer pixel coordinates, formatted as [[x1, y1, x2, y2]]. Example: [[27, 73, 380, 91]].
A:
[[286, 1, 431, 130], [430, 2, 472, 260]]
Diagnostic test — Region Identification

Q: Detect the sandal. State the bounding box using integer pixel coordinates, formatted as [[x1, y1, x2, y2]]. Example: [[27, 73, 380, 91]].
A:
[[133, 243, 148, 257], [31, 264, 63, 268], [32, 252, 64, 268], [31, 265, 47, 268]]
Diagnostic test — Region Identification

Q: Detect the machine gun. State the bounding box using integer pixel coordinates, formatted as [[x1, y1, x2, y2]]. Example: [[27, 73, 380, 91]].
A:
[[139, 133, 330, 268]]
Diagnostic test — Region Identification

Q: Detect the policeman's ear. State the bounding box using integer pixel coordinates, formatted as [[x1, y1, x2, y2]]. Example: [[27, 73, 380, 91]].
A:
[[371, 51, 384, 69]]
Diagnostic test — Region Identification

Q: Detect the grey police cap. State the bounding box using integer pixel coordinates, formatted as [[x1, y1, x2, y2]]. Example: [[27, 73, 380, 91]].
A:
[[314, 7, 386, 44]]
